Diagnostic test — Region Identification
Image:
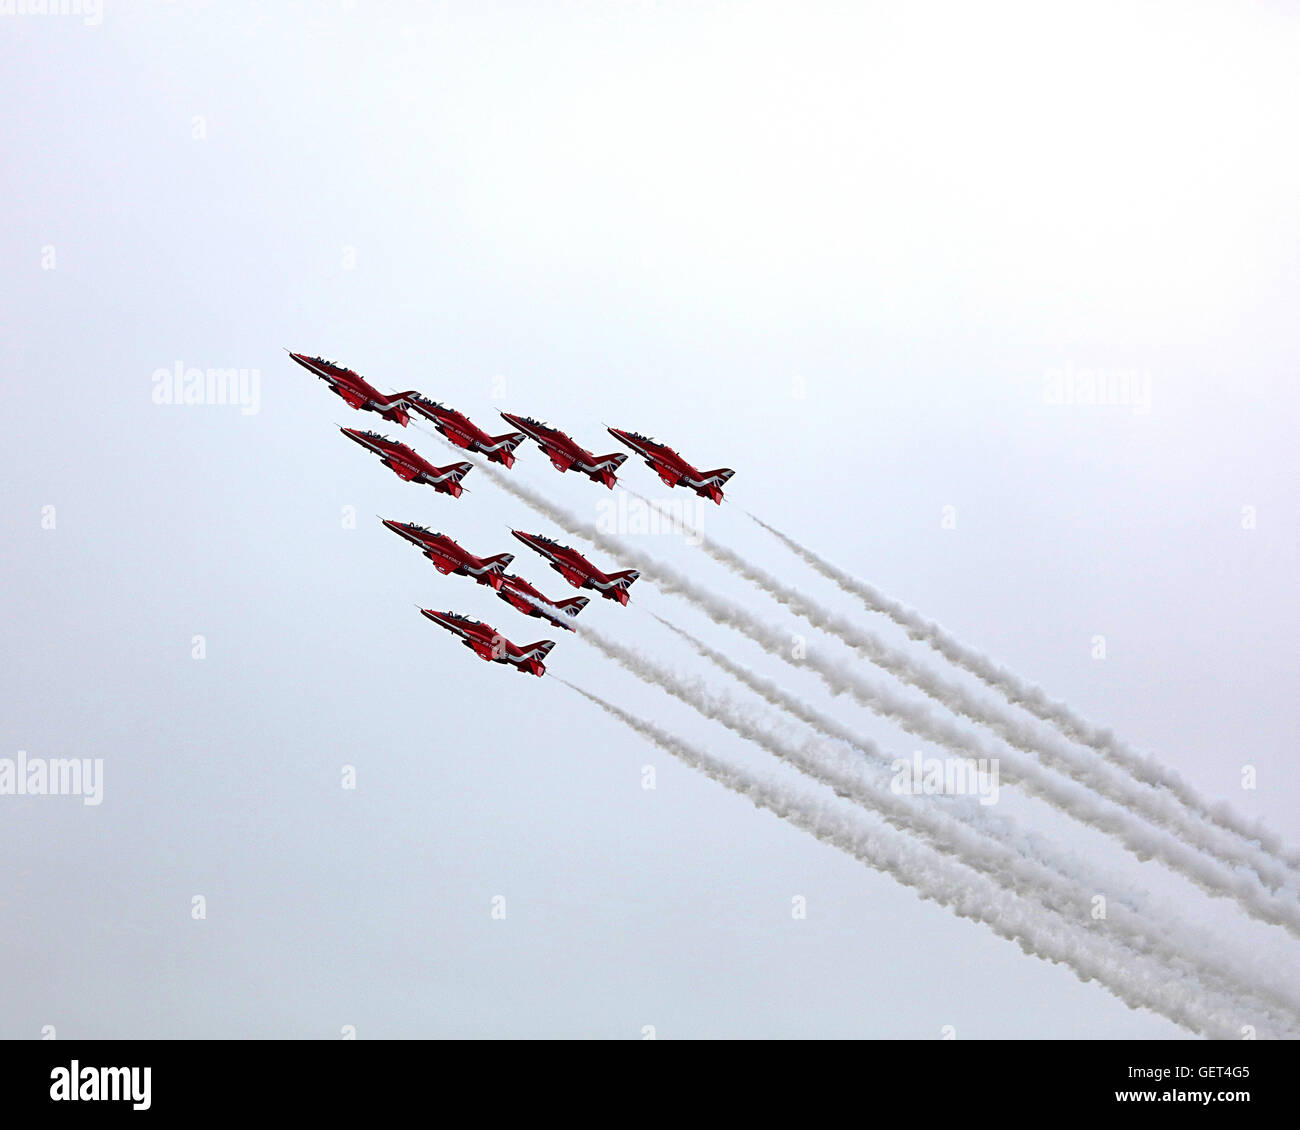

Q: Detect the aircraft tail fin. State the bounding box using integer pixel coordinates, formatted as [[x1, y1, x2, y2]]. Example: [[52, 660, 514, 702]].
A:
[[492, 431, 527, 452], [555, 595, 590, 617], [696, 467, 734, 503], [607, 569, 640, 590], [513, 636, 554, 675], [590, 452, 628, 488], [602, 568, 640, 604]]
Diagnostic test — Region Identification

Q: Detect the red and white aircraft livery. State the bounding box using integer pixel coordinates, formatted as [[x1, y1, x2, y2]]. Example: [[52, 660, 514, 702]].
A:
[[496, 574, 590, 632], [511, 530, 640, 605], [408, 396, 527, 468], [288, 352, 421, 426], [499, 412, 627, 489], [420, 609, 554, 677], [383, 521, 513, 590], [606, 428, 735, 504], [340, 428, 472, 497]]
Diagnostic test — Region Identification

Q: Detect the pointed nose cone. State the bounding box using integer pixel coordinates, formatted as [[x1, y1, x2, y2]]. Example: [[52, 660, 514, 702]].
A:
[[381, 518, 406, 536]]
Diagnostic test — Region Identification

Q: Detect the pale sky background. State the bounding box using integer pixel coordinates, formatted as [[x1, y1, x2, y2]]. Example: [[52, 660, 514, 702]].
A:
[[2, 1, 1299, 1038]]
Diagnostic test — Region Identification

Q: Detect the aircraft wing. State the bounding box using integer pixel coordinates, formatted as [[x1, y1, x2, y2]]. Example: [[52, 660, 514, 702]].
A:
[[385, 460, 420, 481], [426, 552, 460, 574], [511, 640, 556, 662], [543, 445, 575, 472], [551, 563, 588, 588], [651, 460, 684, 487]]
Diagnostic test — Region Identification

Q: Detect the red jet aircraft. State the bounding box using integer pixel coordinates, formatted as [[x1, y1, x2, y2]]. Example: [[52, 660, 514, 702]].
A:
[[288, 352, 421, 426], [420, 610, 554, 677], [341, 428, 472, 497], [383, 521, 513, 590], [499, 412, 627, 488], [408, 396, 527, 468], [606, 428, 735, 504], [496, 574, 590, 632], [511, 530, 640, 605]]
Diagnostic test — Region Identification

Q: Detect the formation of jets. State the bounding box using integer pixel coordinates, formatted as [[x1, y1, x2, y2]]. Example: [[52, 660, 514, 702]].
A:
[[293, 351, 737, 675]]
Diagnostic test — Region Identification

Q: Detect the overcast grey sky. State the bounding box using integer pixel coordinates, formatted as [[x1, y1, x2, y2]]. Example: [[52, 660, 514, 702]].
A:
[[3, 1, 1299, 1038]]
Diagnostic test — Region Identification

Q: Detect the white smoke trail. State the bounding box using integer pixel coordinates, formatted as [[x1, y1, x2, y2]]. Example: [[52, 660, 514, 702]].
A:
[[643, 613, 1118, 895], [572, 620, 1300, 1028], [619, 488, 1297, 896], [745, 507, 1300, 873], [557, 678, 1262, 1039], [416, 436, 1300, 937]]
